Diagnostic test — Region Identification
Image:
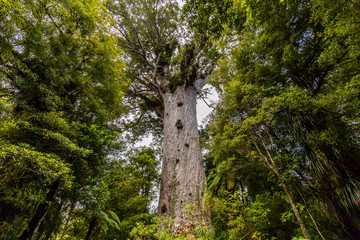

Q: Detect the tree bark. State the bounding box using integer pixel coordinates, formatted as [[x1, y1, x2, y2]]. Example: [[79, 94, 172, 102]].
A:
[[158, 85, 209, 234], [19, 180, 60, 240]]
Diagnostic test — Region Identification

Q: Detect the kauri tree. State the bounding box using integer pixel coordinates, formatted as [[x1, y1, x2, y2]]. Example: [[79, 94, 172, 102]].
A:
[[105, 0, 217, 233]]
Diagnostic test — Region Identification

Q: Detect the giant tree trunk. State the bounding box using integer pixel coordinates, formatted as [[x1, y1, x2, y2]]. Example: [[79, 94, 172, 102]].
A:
[[158, 85, 209, 234]]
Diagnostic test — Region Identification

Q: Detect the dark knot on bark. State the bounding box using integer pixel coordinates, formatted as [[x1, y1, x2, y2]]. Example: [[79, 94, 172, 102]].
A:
[[176, 119, 183, 129], [161, 203, 167, 214]]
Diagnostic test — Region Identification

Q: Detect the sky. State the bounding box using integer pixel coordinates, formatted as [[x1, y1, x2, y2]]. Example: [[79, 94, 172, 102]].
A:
[[197, 86, 219, 125]]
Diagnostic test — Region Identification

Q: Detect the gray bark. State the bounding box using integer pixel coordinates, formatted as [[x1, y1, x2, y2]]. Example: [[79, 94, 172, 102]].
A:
[[158, 85, 209, 233]]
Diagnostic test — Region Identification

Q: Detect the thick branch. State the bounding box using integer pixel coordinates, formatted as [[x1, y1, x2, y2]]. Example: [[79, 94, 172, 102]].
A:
[[133, 91, 164, 118]]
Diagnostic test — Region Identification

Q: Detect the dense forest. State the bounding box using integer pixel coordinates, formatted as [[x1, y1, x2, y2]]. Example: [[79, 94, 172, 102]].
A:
[[1, 0, 359, 239]]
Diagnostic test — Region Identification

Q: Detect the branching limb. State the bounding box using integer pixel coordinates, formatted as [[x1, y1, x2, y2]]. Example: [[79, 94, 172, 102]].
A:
[[132, 90, 164, 118], [198, 92, 212, 108], [194, 64, 215, 92]]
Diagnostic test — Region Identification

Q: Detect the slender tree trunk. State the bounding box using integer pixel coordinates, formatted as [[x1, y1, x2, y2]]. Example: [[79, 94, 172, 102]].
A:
[[269, 165, 310, 239], [93, 225, 101, 240], [253, 134, 311, 239], [59, 200, 76, 240], [297, 189, 326, 240], [158, 86, 209, 234], [281, 181, 311, 239], [85, 216, 97, 240], [19, 180, 60, 240]]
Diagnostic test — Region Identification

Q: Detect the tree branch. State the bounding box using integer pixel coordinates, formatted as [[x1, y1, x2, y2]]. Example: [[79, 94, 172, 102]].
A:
[[132, 91, 164, 118]]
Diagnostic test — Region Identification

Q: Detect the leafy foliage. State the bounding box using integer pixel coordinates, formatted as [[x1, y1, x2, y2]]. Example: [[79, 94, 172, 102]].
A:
[[187, 0, 360, 239], [60, 148, 160, 240], [0, 0, 126, 238]]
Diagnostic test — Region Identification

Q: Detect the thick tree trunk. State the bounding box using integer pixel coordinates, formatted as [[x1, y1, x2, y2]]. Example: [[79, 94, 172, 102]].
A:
[[158, 86, 209, 234], [19, 180, 60, 240]]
